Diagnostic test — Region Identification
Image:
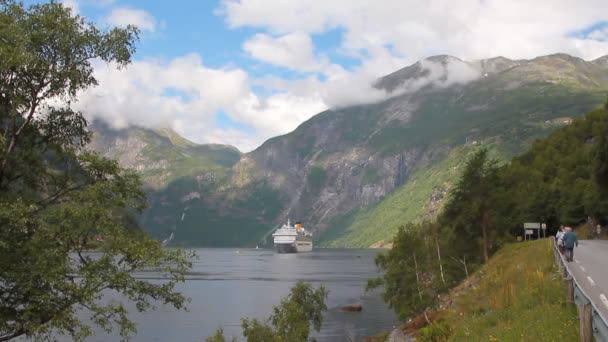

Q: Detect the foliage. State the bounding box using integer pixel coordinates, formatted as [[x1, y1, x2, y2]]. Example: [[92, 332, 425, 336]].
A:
[[418, 318, 451, 342], [502, 107, 608, 227], [0, 1, 190, 340], [209, 282, 328, 342], [440, 240, 578, 341], [440, 148, 509, 262], [205, 327, 236, 342], [367, 223, 449, 320]]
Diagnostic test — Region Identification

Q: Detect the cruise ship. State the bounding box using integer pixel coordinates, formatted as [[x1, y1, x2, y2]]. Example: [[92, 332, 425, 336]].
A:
[[272, 219, 313, 253]]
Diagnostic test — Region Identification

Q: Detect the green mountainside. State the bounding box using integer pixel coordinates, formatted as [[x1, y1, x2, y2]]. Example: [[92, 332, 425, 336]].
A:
[[89, 121, 240, 188], [89, 53, 608, 247]]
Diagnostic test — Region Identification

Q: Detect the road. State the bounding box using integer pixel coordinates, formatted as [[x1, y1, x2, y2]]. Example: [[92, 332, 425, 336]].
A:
[[566, 240, 608, 322]]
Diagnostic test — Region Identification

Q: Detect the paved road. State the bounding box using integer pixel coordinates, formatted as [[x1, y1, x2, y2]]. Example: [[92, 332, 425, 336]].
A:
[[566, 240, 608, 321]]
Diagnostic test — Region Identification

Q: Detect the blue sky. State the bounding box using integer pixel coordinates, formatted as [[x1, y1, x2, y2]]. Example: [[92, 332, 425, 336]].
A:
[[24, 0, 608, 151]]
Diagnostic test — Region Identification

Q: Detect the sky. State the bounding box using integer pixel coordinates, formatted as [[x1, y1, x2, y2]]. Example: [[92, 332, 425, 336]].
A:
[[26, 0, 608, 151]]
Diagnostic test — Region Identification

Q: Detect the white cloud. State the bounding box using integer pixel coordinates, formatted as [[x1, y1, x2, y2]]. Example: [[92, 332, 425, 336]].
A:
[[74, 55, 249, 143], [587, 27, 608, 42], [243, 31, 328, 72], [221, 0, 608, 61], [105, 7, 156, 32], [234, 91, 328, 137], [72, 54, 328, 152]]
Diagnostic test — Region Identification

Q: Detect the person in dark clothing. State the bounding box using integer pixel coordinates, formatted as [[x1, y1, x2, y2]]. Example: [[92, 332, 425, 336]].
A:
[[563, 227, 578, 262]]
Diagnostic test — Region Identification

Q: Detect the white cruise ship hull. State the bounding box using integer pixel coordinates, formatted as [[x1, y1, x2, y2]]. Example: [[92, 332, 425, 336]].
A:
[[275, 238, 313, 253]]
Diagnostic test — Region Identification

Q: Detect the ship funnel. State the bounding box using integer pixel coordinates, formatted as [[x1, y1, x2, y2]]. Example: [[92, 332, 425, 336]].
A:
[[295, 221, 302, 230]]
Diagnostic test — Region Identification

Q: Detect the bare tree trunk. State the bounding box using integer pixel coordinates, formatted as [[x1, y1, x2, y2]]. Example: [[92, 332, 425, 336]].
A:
[[435, 238, 446, 285], [481, 210, 489, 263], [413, 252, 423, 301], [450, 255, 469, 278]]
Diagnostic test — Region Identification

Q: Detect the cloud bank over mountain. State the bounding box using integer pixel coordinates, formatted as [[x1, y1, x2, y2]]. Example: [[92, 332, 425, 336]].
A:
[[63, 0, 608, 151]]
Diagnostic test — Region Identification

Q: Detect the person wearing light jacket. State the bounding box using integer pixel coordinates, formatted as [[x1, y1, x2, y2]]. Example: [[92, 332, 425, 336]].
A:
[[556, 226, 565, 254]]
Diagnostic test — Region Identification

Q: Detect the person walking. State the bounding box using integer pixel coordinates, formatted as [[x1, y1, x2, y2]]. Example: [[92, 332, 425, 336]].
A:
[[556, 226, 565, 254], [563, 227, 578, 262]]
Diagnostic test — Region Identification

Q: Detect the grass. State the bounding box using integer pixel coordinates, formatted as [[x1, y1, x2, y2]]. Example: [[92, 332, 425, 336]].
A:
[[420, 239, 579, 341]]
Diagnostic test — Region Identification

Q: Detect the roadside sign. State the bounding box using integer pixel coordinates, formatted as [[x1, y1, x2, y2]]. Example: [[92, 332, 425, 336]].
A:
[[523, 222, 543, 240]]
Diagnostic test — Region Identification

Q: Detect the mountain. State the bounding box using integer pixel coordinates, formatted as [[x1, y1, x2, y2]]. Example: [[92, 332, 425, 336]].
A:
[[89, 121, 241, 188], [89, 53, 608, 247], [88, 121, 283, 247]]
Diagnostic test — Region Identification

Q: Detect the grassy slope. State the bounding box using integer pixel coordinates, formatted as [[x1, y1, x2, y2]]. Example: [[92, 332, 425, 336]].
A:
[[429, 239, 578, 341]]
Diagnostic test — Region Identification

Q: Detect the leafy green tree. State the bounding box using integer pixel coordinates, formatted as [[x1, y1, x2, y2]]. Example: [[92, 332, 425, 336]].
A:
[[0, 1, 190, 340], [441, 148, 503, 262], [592, 112, 608, 194], [368, 223, 436, 320], [206, 327, 236, 342], [208, 282, 328, 342], [243, 281, 328, 342]]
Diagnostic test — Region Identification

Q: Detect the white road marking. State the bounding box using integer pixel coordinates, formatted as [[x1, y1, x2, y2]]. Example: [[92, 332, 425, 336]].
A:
[[587, 276, 596, 286], [580, 266, 586, 272], [601, 294, 608, 310]]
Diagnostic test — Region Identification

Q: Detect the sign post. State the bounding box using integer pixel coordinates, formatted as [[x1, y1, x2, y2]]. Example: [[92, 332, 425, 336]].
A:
[[524, 222, 541, 240]]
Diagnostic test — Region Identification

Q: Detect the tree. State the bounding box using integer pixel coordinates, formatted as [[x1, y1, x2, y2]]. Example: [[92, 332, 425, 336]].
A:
[[243, 281, 328, 342], [0, 1, 190, 340], [592, 115, 608, 193], [441, 148, 502, 263], [367, 224, 437, 320], [209, 282, 328, 342]]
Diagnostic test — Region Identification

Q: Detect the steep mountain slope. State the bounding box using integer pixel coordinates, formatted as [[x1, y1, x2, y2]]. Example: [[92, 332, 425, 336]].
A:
[[90, 53, 608, 247]]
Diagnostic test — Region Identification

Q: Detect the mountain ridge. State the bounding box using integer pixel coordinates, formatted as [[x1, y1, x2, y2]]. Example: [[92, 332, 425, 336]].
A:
[[89, 52, 608, 247]]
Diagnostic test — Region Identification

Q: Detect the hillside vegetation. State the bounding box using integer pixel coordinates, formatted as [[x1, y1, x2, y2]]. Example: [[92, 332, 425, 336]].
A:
[[370, 102, 608, 338], [419, 240, 579, 341]]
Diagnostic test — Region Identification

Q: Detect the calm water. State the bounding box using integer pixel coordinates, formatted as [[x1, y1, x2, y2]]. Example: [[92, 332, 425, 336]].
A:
[[86, 248, 399, 342]]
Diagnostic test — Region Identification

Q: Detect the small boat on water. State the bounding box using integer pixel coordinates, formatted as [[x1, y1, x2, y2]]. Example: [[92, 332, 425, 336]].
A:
[[272, 219, 313, 253]]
